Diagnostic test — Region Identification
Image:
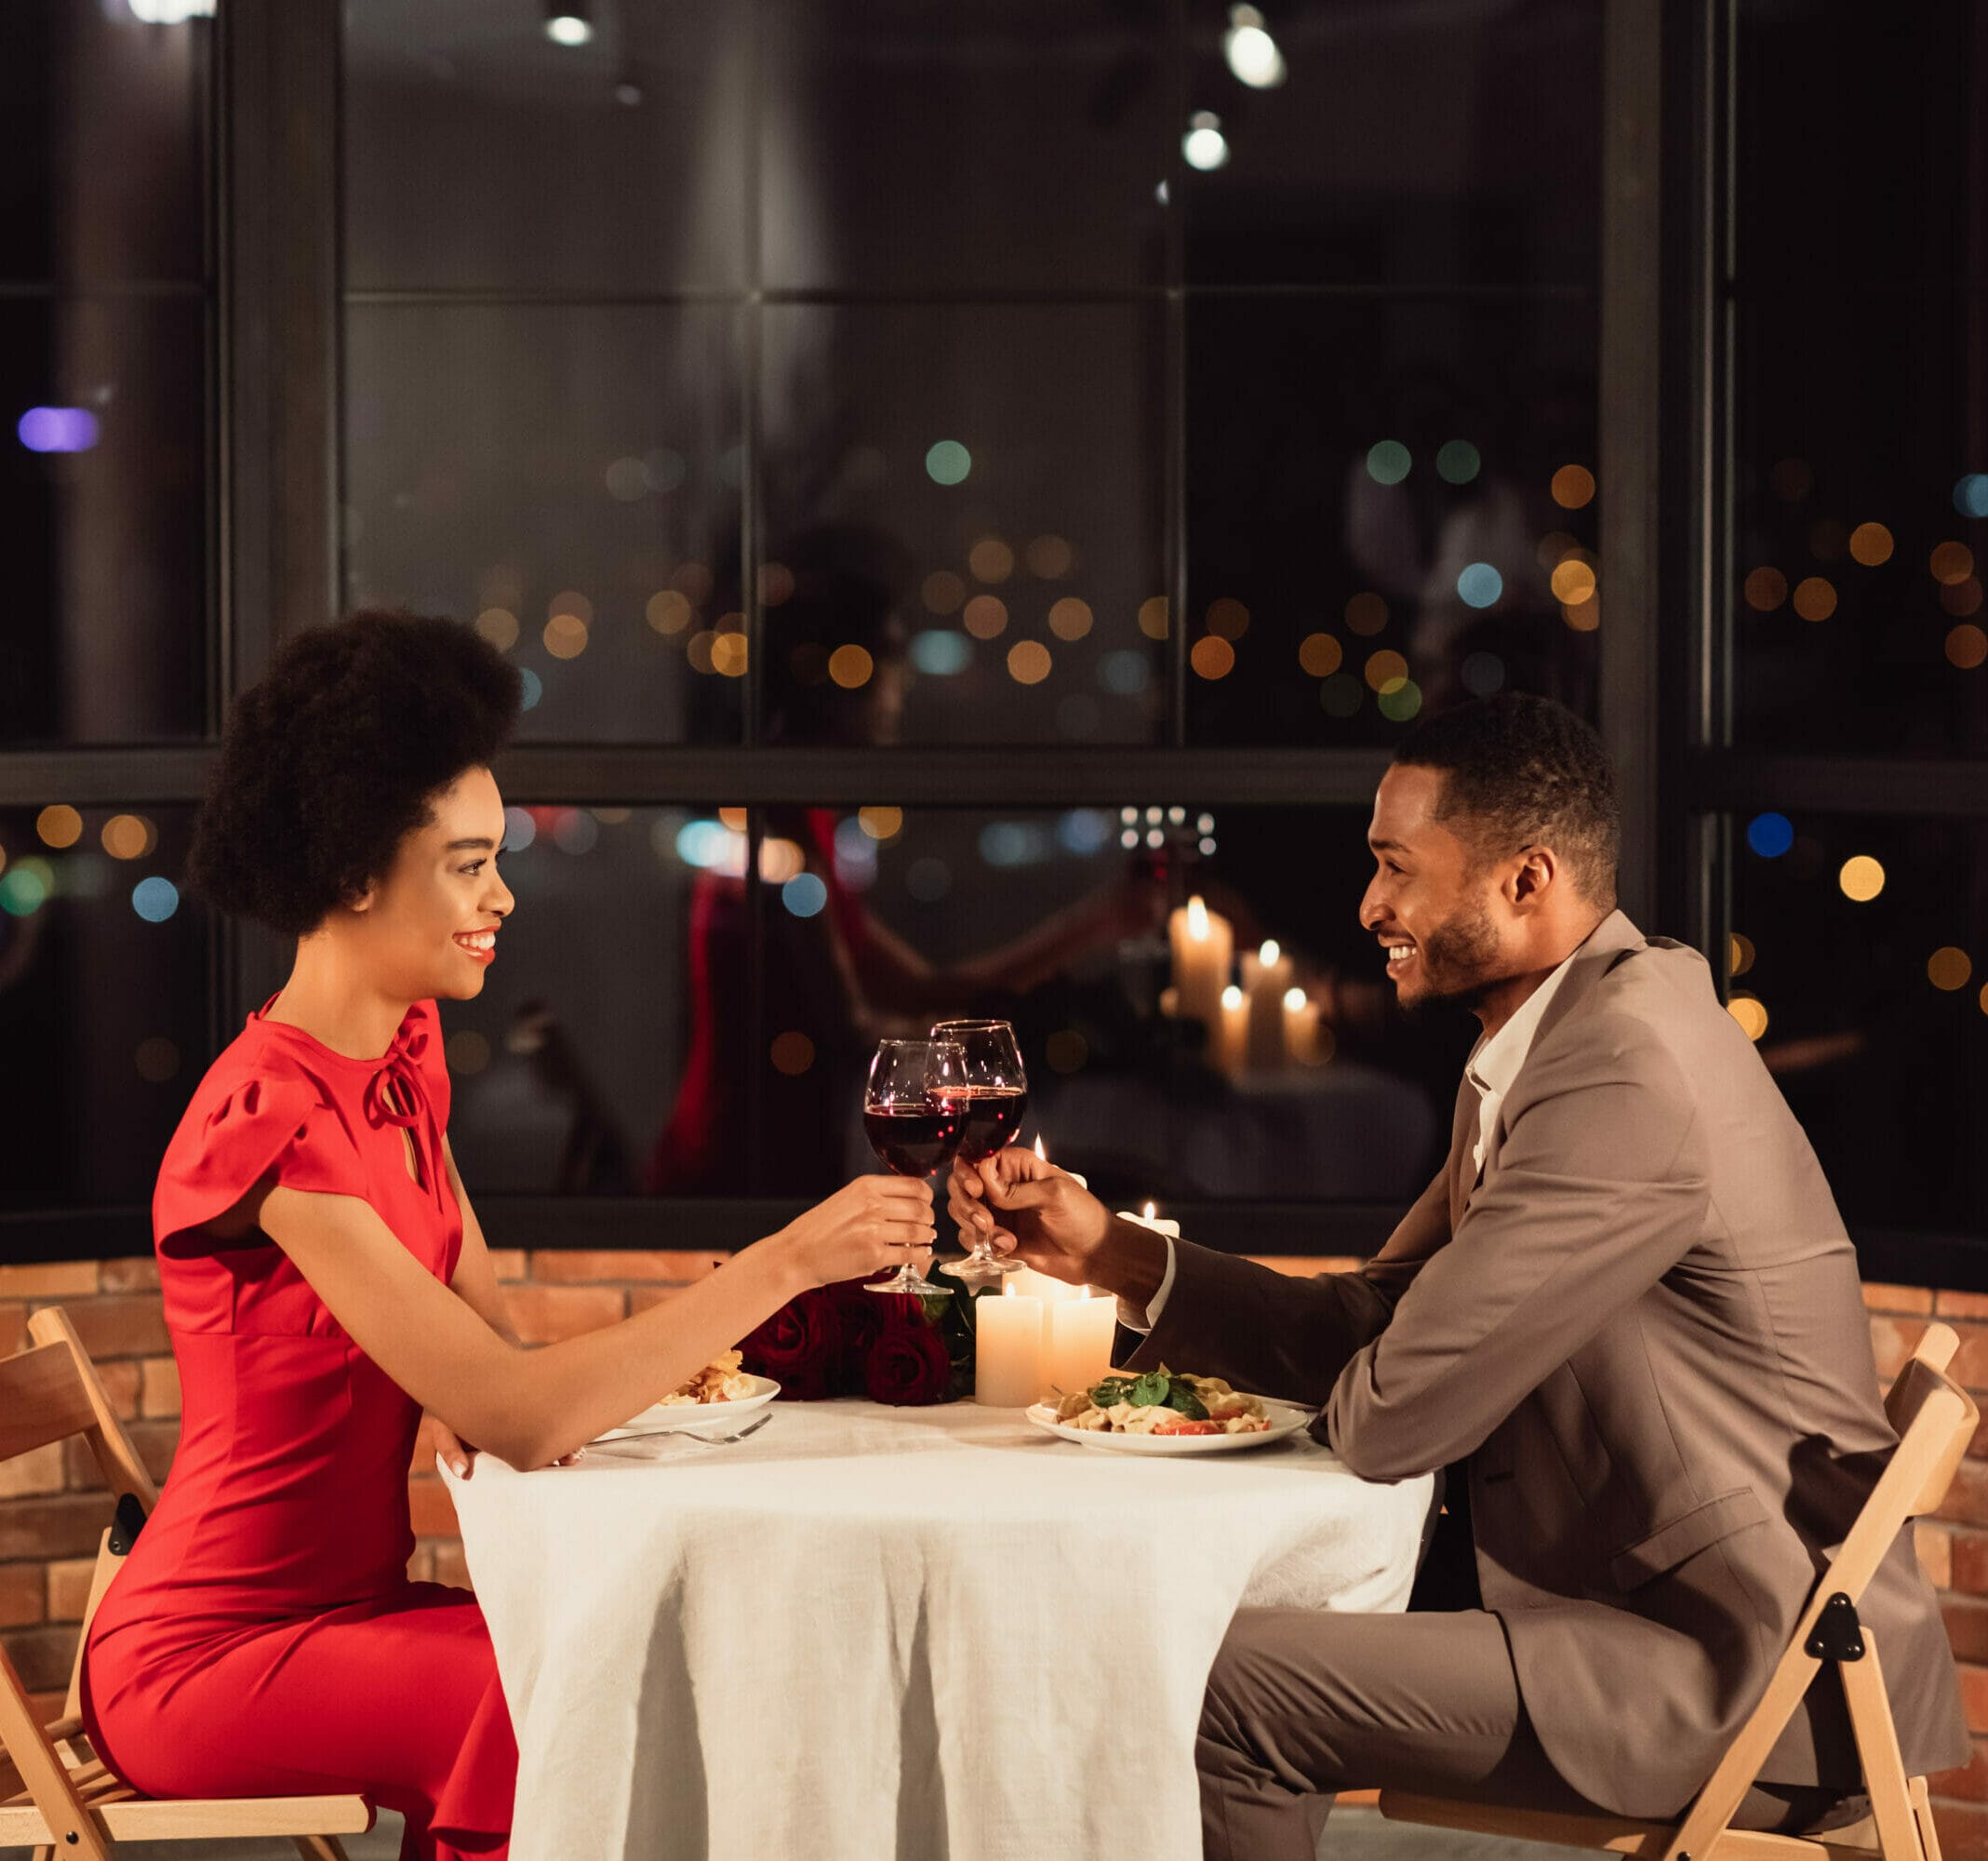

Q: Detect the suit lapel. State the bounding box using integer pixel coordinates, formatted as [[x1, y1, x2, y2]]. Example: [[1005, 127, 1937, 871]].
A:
[[1446, 1074, 1478, 1230]]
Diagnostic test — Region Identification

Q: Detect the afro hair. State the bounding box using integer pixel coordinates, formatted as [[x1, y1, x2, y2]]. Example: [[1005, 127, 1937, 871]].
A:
[[186, 610, 523, 936]]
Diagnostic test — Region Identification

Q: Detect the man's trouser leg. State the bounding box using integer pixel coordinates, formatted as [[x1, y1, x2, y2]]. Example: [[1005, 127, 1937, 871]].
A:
[[1198, 1608, 1861, 1861]]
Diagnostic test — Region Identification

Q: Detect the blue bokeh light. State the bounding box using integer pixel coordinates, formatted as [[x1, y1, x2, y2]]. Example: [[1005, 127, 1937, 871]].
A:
[[1098, 650, 1151, 695], [131, 877, 180, 922], [925, 440, 971, 486], [782, 872, 828, 917], [502, 806, 538, 852], [1746, 812, 1795, 858], [18, 407, 100, 453], [1955, 475, 1988, 520], [1457, 563, 1504, 609], [518, 668, 543, 712], [910, 630, 971, 676]]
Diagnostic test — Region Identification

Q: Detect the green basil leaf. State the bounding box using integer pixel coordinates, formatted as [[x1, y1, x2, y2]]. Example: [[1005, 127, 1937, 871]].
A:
[[1129, 1371, 1171, 1408], [1164, 1384, 1208, 1419]]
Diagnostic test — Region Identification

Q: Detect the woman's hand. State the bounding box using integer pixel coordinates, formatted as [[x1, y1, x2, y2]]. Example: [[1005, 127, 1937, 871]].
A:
[[948, 1146, 1111, 1285], [777, 1173, 937, 1289]]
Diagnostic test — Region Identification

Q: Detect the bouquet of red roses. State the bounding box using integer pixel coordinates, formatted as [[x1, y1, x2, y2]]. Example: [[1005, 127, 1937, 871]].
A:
[[740, 1278, 975, 1405]]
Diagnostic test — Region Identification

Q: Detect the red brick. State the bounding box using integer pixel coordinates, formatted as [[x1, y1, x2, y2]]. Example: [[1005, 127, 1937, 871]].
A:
[[1953, 1531, 1988, 1596], [1871, 1316, 1931, 1382], [407, 1543, 435, 1584], [1944, 1462, 1988, 1529], [0, 1494, 116, 1560], [0, 1564, 44, 1627], [527, 1251, 727, 1285], [1, 1623, 78, 1693], [1962, 1667, 1988, 1736], [1950, 1600, 1988, 1665], [45, 1559, 98, 1623], [488, 1249, 528, 1282], [1929, 1800, 1988, 1859], [98, 1359, 142, 1421], [1921, 1521, 1957, 1591], [99, 1256, 160, 1293], [1934, 1743, 1988, 1805], [140, 1355, 181, 1418], [1866, 1280, 1937, 1314], [0, 1303, 24, 1357], [1952, 1322, 1988, 1393], [63, 1420, 177, 1493], [407, 1477, 460, 1538], [0, 1263, 97, 1298], [0, 1443, 66, 1500], [434, 1541, 472, 1591], [57, 1294, 168, 1360], [504, 1285, 625, 1345]]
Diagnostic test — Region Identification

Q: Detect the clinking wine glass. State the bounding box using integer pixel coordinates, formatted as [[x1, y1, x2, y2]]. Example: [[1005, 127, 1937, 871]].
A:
[[930, 1019, 1029, 1281], [861, 1038, 967, 1296]]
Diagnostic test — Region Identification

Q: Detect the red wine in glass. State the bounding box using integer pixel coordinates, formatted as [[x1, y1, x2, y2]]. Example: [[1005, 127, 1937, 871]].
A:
[[930, 1020, 1029, 1280], [861, 1038, 967, 1296], [951, 1087, 1030, 1165]]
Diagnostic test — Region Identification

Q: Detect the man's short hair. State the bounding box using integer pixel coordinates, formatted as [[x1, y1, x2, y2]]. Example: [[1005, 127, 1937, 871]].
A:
[[1392, 693, 1621, 907]]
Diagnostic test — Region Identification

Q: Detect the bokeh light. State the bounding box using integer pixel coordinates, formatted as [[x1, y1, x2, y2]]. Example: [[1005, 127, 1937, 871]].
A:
[[1928, 946, 1973, 992], [1837, 855, 1885, 902], [1945, 624, 1987, 670], [922, 570, 966, 615], [503, 806, 537, 851], [36, 806, 82, 849], [1848, 523, 1894, 566], [0, 863, 50, 917], [1047, 597, 1093, 641], [1551, 464, 1595, 509], [782, 874, 828, 918], [758, 563, 795, 608], [518, 669, 543, 711], [1791, 577, 1836, 623], [1377, 680, 1422, 722], [925, 441, 971, 486], [1955, 475, 1988, 519], [548, 589, 593, 624], [1435, 441, 1481, 485], [1931, 542, 1975, 586], [1189, 636, 1234, 680], [859, 806, 903, 841], [1344, 592, 1388, 636], [829, 645, 874, 688], [1182, 111, 1230, 171], [1298, 633, 1342, 676], [1007, 640, 1052, 684], [1728, 996, 1768, 1041], [912, 630, 972, 675], [475, 608, 520, 650], [1138, 596, 1169, 640], [1746, 812, 1795, 858], [1456, 563, 1503, 609], [131, 877, 180, 923], [770, 1031, 815, 1076], [1742, 568, 1788, 611], [543, 613, 589, 659], [1940, 578, 1983, 617], [1550, 560, 1596, 606], [1728, 932, 1755, 977], [1365, 441, 1411, 486], [1206, 597, 1249, 640], [646, 590, 691, 636], [1100, 651, 1150, 694], [969, 538, 1015, 583], [1562, 595, 1600, 634], [963, 596, 1008, 639], [710, 631, 748, 678], [101, 815, 153, 861], [1364, 649, 1408, 693], [1026, 535, 1074, 580], [673, 562, 714, 605], [686, 630, 717, 674], [18, 407, 100, 452]]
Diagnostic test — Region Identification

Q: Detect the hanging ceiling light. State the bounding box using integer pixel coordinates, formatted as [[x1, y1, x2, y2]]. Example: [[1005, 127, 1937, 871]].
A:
[[1182, 111, 1231, 172], [543, 1, 594, 47], [1222, 6, 1287, 88]]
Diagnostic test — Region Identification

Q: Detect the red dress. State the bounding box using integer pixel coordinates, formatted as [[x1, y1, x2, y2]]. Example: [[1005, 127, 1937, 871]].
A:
[[81, 998, 516, 1861]]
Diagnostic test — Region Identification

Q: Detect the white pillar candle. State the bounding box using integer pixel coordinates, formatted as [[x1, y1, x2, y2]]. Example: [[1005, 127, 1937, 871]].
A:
[[1168, 894, 1233, 1034], [1239, 939, 1294, 1073], [1119, 1201, 1182, 1241], [1213, 984, 1248, 1078], [975, 1288, 1045, 1407], [1283, 986, 1320, 1067], [1045, 1289, 1118, 1401]]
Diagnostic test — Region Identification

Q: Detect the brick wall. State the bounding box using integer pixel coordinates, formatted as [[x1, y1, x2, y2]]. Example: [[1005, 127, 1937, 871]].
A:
[[2, 1258, 1984, 1847]]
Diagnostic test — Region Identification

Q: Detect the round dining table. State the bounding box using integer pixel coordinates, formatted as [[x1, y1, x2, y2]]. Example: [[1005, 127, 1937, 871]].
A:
[[444, 1398, 1434, 1861]]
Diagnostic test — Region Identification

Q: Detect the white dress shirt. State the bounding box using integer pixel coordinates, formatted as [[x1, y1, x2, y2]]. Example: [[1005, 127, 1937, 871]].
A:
[[1124, 946, 1583, 1332]]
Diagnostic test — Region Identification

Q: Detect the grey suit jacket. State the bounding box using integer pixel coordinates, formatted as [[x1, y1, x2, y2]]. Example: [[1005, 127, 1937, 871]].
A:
[[1134, 911, 1967, 1816]]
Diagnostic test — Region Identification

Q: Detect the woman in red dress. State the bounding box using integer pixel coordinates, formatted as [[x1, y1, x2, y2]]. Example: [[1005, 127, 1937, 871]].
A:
[[80, 612, 935, 1861]]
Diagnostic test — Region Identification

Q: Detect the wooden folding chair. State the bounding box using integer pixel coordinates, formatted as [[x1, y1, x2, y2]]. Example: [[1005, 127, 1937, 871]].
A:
[[0, 1305, 374, 1860], [1381, 1321, 1976, 1861]]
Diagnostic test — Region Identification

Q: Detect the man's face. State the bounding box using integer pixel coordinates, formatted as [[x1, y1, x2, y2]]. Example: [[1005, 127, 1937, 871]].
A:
[[1358, 764, 1511, 1015]]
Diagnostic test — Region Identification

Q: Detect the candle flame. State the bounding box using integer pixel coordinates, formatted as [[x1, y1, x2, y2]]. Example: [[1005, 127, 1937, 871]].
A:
[[1221, 984, 1243, 1010], [1002, 1279, 1016, 1298], [1284, 986, 1307, 1011], [1260, 938, 1280, 965], [1034, 1134, 1047, 1161], [1186, 894, 1209, 940], [1141, 1200, 1156, 1221]]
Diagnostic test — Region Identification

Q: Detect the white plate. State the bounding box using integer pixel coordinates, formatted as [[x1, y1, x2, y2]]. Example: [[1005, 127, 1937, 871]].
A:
[[593, 1375, 781, 1442], [1024, 1395, 1315, 1454]]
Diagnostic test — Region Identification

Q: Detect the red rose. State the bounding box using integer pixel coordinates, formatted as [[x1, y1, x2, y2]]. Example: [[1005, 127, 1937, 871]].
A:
[[863, 1310, 953, 1406], [829, 1280, 888, 1394], [740, 1287, 845, 1400]]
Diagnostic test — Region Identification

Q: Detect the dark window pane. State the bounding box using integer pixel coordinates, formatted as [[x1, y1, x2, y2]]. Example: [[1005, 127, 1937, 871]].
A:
[[760, 0, 1167, 292], [343, 304, 743, 744], [740, 804, 1466, 1207], [1184, 293, 1599, 743], [0, 807, 211, 1210], [1, 297, 209, 745], [1727, 812, 1988, 1238], [434, 803, 742, 1197], [1735, 1, 1983, 290], [343, 1, 749, 293], [759, 304, 1169, 748], [1181, 0, 1599, 288], [1, 2, 211, 285]]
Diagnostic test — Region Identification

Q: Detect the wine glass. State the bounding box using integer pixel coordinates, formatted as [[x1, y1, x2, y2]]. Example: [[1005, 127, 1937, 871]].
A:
[[861, 1038, 966, 1296], [930, 1019, 1029, 1282]]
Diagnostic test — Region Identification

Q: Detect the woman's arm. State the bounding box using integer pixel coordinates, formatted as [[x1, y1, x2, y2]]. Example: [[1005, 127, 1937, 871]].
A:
[[257, 1172, 933, 1469], [443, 1138, 520, 1346]]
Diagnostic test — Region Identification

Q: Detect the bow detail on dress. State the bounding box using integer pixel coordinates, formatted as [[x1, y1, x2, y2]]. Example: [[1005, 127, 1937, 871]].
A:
[[363, 1023, 440, 1197]]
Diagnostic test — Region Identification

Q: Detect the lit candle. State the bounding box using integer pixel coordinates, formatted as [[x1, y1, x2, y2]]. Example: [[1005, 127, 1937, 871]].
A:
[[1168, 894, 1234, 1034], [1119, 1199, 1182, 1241], [1239, 938, 1294, 1073], [1213, 984, 1248, 1078], [975, 1284, 1046, 1407], [1046, 1287, 1118, 1400], [1283, 986, 1318, 1066]]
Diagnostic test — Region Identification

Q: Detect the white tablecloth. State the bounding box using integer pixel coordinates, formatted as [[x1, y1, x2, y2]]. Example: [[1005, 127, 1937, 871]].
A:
[[446, 1399, 1434, 1861]]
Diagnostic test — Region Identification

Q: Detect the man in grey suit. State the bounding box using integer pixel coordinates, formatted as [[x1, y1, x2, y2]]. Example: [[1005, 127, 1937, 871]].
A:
[[949, 694, 1966, 1860]]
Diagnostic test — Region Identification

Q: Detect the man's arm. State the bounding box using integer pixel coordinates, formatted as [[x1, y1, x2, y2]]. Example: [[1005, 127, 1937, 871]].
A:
[[1325, 1030, 1709, 1481], [1126, 1166, 1453, 1402]]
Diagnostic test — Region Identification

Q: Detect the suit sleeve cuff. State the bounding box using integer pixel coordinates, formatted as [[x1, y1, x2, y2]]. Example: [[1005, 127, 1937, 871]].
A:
[[1116, 1233, 1178, 1333]]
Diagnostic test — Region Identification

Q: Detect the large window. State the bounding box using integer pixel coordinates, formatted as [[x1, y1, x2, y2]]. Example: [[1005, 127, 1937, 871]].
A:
[[6, 0, 1977, 1279]]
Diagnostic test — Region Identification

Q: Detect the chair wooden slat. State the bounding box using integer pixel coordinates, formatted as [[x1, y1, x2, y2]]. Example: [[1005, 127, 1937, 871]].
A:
[[1382, 1321, 1976, 1861], [0, 1344, 97, 1463], [0, 1791, 375, 1842], [27, 1307, 158, 1511]]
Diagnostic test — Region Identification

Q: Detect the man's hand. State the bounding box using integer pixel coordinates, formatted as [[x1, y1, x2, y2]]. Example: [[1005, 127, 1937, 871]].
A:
[[947, 1145, 1114, 1286]]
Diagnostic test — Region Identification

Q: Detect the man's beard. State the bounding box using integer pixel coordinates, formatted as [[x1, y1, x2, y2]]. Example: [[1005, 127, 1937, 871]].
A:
[[1399, 891, 1502, 1020]]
